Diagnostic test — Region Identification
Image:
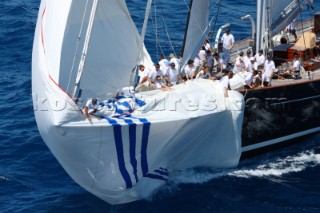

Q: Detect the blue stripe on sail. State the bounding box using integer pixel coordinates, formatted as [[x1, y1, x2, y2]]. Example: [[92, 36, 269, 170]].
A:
[[121, 118, 139, 183], [105, 118, 132, 188], [144, 173, 167, 181], [159, 167, 168, 171], [117, 101, 132, 109], [135, 98, 146, 107], [154, 169, 169, 176], [139, 118, 151, 176]]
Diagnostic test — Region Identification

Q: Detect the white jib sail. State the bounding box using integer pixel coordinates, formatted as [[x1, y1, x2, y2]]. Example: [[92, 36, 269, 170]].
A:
[[181, 0, 210, 68]]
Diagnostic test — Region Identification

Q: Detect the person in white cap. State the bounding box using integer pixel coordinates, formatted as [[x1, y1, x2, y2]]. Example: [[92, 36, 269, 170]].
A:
[[234, 52, 246, 73], [254, 49, 265, 69], [248, 57, 258, 73]]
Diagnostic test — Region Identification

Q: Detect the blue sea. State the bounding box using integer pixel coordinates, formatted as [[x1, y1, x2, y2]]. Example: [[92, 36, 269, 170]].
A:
[[1, 0, 320, 212]]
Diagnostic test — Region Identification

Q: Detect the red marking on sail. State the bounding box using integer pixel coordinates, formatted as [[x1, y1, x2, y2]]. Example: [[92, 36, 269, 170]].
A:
[[49, 74, 83, 114], [41, 6, 46, 53]]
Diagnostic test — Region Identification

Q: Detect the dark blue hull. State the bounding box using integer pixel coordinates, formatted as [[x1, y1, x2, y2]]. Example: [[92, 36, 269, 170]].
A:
[[240, 79, 320, 153]]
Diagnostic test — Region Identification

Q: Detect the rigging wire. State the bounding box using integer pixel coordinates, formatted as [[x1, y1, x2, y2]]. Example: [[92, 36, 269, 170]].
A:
[[150, 1, 166, 61], [297, 0, 307, 51], [67, 0, 90, 93], [211, 0, 222, 43], [156, 0, 177, 56]]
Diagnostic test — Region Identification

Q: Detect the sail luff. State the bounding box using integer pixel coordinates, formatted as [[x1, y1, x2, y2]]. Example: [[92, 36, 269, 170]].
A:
[[141, 0, 152, 42], [181, 0, 194, 58], [180, 0, 210, 70]]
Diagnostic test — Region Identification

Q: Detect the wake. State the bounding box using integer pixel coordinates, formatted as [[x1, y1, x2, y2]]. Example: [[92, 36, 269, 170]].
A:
[[168, 148, 320, 185]]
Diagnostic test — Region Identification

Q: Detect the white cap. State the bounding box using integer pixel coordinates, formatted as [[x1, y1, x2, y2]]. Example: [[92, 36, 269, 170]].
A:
[[250, 57, 255, 61]]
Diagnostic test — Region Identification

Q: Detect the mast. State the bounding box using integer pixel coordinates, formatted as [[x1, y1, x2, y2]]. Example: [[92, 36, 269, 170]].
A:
[[73, 0, 99, 100], [181, 0, 194, 57], [266, 0, 272, 51], [256, 0, 269, 53]]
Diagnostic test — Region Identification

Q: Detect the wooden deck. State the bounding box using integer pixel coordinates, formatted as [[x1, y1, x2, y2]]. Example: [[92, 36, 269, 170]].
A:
[[229, 16, 320, 89], [272, 69, 320, 86]]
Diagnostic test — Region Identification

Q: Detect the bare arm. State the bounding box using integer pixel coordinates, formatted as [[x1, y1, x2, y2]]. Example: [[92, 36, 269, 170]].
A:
[[225, 87, 229, 97], [191, 70, 195, 80], [230, 41, 234, 50], [219, 63, 223, 73], [84, 106, 92, 123]]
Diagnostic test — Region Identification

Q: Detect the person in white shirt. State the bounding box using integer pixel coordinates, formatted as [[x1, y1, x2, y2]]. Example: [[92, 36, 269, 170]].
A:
[[252, 70, 262, 88], [213, 52, 226, 74], [248, 57, 258, 73], [84, 98, 98, 123], [243, 49, 252, 70], [255, 49, 265, 69], [155, 76, 171, 91], [234, 53, 246, 73], [184, 60, 196, 81], [169, 53, 180, 71], [159, 54, 170, 72], [148, 63, 164, 88], [165, 63, 180, 85], [204, 39, 212, 51], [198, 46, 207, 66], [219, 71, 234, 97], [136, 64, 151, 90], [205, 50, 215, 72], [262, 55, 275, 87], [291, 55, 301, 79], [289, 19, 297, 41], [194, 55, 201, 70], [196, 66, 211, 79], [221, 28, 234, 63], [243, 71, 254, 89]]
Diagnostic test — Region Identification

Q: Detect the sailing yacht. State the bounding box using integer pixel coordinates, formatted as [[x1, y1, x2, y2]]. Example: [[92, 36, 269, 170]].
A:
[[32, 0, 244, 204], [32, 0, 320, 204]]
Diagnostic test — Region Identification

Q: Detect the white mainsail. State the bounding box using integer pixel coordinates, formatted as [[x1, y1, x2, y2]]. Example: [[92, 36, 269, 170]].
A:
[[181, 0, 210, 68]]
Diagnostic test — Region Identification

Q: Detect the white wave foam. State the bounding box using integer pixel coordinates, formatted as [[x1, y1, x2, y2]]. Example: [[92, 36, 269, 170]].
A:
[[170, 150, 320, 185], [230, 150, 320, 178], [0, 176, 10, 181], [169, 169, 229, 185]]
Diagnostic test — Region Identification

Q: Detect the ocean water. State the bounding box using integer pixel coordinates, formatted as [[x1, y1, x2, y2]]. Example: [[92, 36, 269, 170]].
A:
[[1, 0, 320, 212]]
